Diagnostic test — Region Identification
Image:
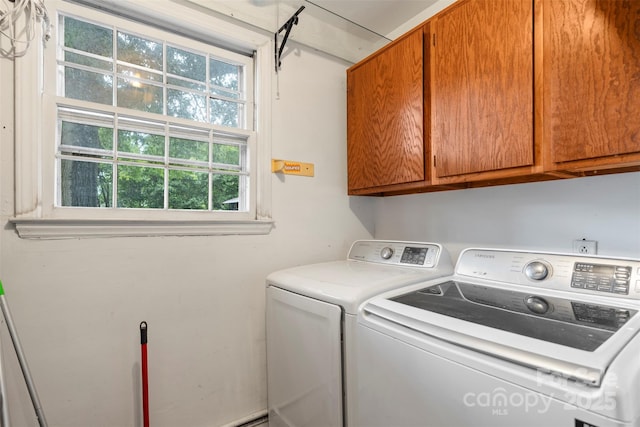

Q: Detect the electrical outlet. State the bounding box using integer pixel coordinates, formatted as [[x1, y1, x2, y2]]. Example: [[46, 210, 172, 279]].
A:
[[573, 239, 597, 255]]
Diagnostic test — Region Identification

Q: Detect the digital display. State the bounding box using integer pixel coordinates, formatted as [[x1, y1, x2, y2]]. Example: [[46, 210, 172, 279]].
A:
[[574, 263, 615, 276], [401, 247, 428, 265], [400, 246, 429, 265]]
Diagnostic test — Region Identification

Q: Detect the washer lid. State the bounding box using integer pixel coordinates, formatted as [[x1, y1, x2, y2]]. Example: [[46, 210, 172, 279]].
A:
[[363, 281, 640, 386], [266, 260, 452, 314], [392, 281, 635, 351]]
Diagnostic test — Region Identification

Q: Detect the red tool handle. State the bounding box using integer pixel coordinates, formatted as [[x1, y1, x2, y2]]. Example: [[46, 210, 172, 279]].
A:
[[140, 321, 149, 427]]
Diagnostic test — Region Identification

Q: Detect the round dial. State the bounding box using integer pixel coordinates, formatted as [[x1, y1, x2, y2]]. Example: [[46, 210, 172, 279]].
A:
[[380, 247, 394, 260], [524, 261, 550, 281], [525, 296, 550, 314]]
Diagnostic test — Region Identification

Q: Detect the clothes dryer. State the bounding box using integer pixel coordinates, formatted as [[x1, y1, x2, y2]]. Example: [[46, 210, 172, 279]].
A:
[[266, 240, 453, 427]]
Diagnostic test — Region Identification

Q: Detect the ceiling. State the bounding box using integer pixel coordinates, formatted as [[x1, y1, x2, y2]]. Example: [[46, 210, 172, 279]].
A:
[[185, 0, 451, 62], [310, 0, 441, 36]]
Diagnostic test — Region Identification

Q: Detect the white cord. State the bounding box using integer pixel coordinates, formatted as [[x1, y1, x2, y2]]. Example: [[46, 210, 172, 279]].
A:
[[0, 0, 50, 58]]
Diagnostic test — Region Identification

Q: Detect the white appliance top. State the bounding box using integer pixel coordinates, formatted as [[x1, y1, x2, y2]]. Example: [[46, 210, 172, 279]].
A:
[[266, 240, 453, 314], [362, 248, 640, 387]]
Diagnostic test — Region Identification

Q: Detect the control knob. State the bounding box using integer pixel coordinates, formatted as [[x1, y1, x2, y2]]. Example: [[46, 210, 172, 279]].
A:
[[524, 261, 550, 281], [380, 247, 394, 260], [525, 296, 550, 315]]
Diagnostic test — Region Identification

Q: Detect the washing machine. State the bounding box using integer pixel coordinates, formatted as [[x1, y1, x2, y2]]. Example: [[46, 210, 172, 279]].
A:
[[355, 248, 640, 427], [265, 240, 453, 427]]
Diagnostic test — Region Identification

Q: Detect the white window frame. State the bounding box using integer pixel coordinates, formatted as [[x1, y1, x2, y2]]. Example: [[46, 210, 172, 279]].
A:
[[12, 0, 273, 238]]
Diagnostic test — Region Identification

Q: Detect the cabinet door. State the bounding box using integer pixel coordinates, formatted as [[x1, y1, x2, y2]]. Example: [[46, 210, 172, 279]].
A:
[[347, 28, 424, 192], [432, 0, 534, 179], [544, 0, 640, 167]]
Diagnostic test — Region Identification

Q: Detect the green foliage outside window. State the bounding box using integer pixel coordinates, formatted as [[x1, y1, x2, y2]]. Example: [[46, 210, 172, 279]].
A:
[[58, 15, 249, 212]]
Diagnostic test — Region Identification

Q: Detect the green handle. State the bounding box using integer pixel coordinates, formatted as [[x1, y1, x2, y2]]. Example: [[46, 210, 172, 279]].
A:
[[0, 280, 4, 296]]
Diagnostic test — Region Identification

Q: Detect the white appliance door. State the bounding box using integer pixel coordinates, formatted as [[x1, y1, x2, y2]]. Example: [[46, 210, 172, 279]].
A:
[[267, 286, 343, 427]]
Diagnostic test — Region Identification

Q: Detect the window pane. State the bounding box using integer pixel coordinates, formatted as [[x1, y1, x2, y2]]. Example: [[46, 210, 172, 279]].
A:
[[61, 122, 113, 150], [169, 137, 209, 163], [60, 159, 112, 207], [117, 165, 164, 208], [213, 143, 240, 166], [64, 17, 113, 59], [65, 51, 112, 71], [117, 78, 163, 114], [118, 65, 162, 83], [167, 46, 205, 82], [65, 67, 113, 104], [168, 170, 208, 209], [117, 32, 163, 71], [118, 131, 164, 157], [210, 58, 240, 91], [210, 99, 241, 127], [168, 76, 205, 91], [168, 89, 207, 121], [212, 174, 239, 211], [210, 87, 239, 100]]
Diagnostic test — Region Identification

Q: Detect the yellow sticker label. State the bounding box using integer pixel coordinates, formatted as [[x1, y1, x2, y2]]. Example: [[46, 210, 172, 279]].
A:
[[271, 159, 314, 177]]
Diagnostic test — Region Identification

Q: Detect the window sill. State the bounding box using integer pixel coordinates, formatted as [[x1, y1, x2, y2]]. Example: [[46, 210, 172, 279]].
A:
[[10, 218, 274, 239]]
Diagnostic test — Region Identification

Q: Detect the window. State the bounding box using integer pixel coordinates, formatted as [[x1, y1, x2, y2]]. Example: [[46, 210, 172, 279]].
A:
[[12, 1, 273, 237]]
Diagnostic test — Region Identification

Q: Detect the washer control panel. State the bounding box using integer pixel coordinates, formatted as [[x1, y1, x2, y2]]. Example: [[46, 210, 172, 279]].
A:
[[456, 248, 640, 300], [571, 263, 632, 294], [348, 240, 444, 268]]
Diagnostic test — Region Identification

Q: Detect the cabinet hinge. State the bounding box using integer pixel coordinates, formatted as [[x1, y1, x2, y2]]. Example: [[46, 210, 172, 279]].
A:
[[433, 155, 437, 167], [433, 33, 436, 46]]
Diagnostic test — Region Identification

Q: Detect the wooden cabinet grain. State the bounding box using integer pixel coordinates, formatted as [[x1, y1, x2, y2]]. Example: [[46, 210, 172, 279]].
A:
[[346, 27, 427, 195], [346, 0, 640, 196], [431, 0, 535, 182], [541, 0, 640, 174]]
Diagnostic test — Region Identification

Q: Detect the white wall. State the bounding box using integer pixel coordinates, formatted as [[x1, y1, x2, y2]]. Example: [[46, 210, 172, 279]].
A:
[[373, 172, 640, 262], [386, 0, 457, 39], [0, 37, 374, 427]]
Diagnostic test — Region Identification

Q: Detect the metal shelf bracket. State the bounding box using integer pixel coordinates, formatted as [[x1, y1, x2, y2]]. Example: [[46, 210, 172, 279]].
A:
[[274, 5, 305, 72]]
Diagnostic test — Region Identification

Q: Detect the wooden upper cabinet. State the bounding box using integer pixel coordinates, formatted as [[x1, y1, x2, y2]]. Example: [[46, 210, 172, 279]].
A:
[[431, 0, 534, 180], [542, 0, 640, 171], [347, 27, 425, 194], [345, 0, 640, 196]]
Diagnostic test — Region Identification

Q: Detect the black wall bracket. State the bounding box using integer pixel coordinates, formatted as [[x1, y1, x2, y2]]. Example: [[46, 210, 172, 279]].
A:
[[274, 5, 305, 72]]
